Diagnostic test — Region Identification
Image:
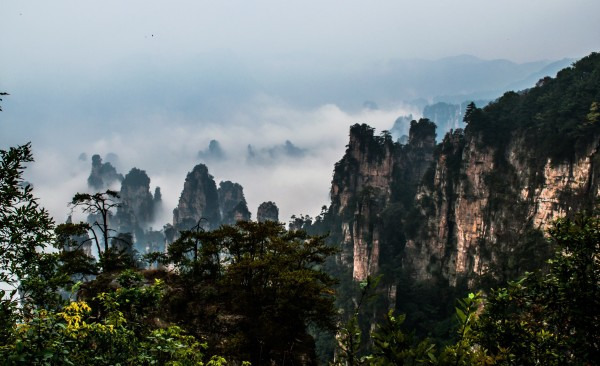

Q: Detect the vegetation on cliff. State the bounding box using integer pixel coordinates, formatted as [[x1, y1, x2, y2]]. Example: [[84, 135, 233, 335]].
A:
[[335, 212, 599, 365]]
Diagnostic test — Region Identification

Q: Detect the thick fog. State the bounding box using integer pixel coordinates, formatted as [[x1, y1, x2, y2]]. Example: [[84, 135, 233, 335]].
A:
[[13, 98, 418, 226]]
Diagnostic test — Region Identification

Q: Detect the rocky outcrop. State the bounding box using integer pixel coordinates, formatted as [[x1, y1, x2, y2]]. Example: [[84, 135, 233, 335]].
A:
[[257, 201, 279, 223], [117, 168, 155, 233], [114, 168, 165, 253], [323, 53, 600, 298], [327, 121, 599, 290], [406, 130, 600, 287], [87, 154, 123, 190], [153, 187, 163, 219], [173, 164, 220, 231], [218, 181, 251, 224], [198, 139, 226, 162], [328, 120, 436, 281]]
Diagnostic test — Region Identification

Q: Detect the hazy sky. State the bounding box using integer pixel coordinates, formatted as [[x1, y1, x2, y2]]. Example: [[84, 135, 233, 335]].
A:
[[1, 1, 599, 68], [1, 1, 599, 225]]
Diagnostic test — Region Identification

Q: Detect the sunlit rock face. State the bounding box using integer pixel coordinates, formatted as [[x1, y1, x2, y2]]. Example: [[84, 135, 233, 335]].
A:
[[407, 130, 600, 287], [257, 201, 279, 223], [218, 181, 251, 225], [173, 164, 221, 231]]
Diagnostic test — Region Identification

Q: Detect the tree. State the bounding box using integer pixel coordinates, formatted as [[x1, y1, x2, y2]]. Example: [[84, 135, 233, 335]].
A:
[[0, 145, 235, 364], [160, 220, 338, 365], [69, 190, 131, 271], [474, 213, 600, 365], [333, 276, 380, 366], [462, 102, 477, 124], [0, 144, 66, 318], [368, 310, 436, 365], [0, 144, 78, 343], [0, 144, 54, 285]]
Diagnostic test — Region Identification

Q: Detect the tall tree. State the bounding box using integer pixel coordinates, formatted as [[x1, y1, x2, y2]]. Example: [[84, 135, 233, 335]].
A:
[[160, 220, 338, 365], [69, 190, 131, 271]]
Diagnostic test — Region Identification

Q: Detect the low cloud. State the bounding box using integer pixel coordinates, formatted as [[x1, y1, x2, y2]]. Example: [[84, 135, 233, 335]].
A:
[[18, 95, 419, 228], [198, 139, 226, 162], [247, 140, 306, 165]]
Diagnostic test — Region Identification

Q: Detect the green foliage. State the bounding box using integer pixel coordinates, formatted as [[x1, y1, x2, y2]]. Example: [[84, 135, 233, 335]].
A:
[[136, 326, 207, 365], [0, 144, 75, 334], [0, 143, 55, 287], [333, 210, 599, 366], [409, 119, 437, 143], [368, 310, 436, 365], [0, 144, 232, 365], [333, 276, 382, 366], [467, 53, 600, 163], [0, 297, 212, 365], [158, 220, 337, 365], [475, 213, 600, 365]]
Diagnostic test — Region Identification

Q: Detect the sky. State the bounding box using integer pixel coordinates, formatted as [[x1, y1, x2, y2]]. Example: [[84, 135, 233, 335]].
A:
[[1, 0, 599, 226]]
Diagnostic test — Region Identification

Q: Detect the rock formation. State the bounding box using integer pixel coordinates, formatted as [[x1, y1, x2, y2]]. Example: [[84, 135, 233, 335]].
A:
[[173, 164, 220, 231], [87, 154, 123, 190], [218, 181, 251, 224], [327, 120, 436, 281], [320, 54, 600, 318], [422, 102, 466, 140], [257, 201, 279, 223], [153, 187, 163, 219], [115, 168, 157, 238], [113, 168, 165, 253], [406, 127, 600, 288], [198, 139, 226, 161]]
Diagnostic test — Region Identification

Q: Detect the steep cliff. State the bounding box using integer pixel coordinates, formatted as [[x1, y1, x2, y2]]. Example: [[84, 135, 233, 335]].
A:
[[173, 164, 221, 231], [218, 181, 251, 224], [321, 53, 600, 328], [407, 64, 600, 288], [115, 168, 165, 253], [117, 168, 155, 232], [327, 120, 436, 281]]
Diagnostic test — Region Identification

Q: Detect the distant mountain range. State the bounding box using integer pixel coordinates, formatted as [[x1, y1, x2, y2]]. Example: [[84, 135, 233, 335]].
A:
[[258, 54, 575, 109]]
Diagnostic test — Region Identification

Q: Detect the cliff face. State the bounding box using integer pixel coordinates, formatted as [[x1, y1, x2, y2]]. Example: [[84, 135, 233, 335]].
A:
[[173, 164, 221, 231], [218, 181, 251, 224], [324, 53, 600, 297], [117, 168, 155, 232], [328, 121, 436, 281], [406, 130, 600, 287], [328, 124, 599, 290], [115, 168, 165, 253]]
